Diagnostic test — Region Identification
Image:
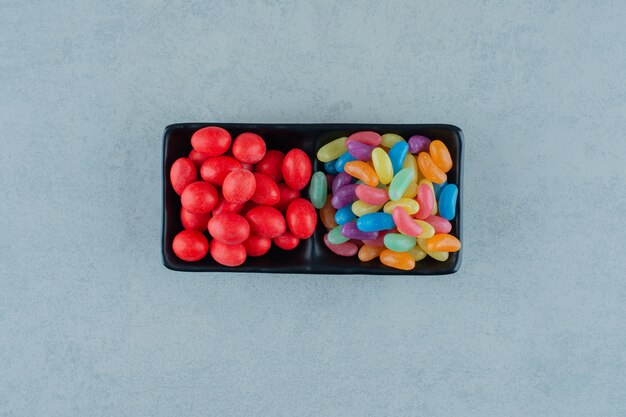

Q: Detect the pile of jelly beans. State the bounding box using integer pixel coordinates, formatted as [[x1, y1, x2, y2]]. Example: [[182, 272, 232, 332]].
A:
[[170, 126, 316, 266], [311, 131, 461, 270]]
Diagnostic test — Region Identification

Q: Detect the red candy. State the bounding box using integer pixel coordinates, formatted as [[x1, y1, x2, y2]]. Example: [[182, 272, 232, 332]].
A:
[[222, 169, 256, 204], [243, 234, 272, 257], [191, 126, 231, 156], [273, 231, 300, 250], [275, 183, 300, 211], [282, 149, 311, 191], [208, 212, 250, 244], [209, 240, 246, 266], [200, 156, 242, 186], [255, 150, 284, 182], [286, 198, 317, 239], [245, 206, 286, 238], [212, 195, 244, 215], [173, 230, 209, 261], [170, 157, 197, 195], [188, 149, 212, 169], [251, 173, 280, 206], [181, 181, 218, 214], [232, 132, 266, 164], [180, 207, 211, 231]]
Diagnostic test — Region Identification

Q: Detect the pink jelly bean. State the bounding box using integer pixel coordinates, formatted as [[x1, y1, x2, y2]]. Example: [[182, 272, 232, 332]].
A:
[[324, 233, 358, 256], [392, 206, 422, 237], [341, 221, 379, 240], [332, 172, 353, 193], [362, 229, 395, 247], [408, 135, 431, 154], [415, 183, 434, 220], [347, 141, 375, 161], [355, 184, 389, 206], [424, 215, 452, 234], [331, 184, 358, 208], [347, 131, 381, 146]]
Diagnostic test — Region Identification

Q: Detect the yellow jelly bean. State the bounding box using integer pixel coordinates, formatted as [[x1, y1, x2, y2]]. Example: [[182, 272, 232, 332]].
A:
[[419, 179, 438, 215], [358, 245, 384, 262], [417, 238, 449, 261], [317, 137, 347, 162], [402, 182, 418, 198], [383, 198, 420, 215], [352, 200, 383, 217], [344, 161, 379, 187], [379, 249, 416, 270], [381, 133, 404, 148], [414, 220, 435, 238], [402, 153, 418, 181], [371, 148, 393, 184], [409, 245, 427, 261]]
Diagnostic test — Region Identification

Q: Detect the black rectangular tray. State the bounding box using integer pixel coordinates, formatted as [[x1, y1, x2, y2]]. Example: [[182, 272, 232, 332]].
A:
[[162, 123, 463, 274]]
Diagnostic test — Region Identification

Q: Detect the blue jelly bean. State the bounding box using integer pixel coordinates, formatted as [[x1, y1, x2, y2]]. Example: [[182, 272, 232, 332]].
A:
[[388, 141, 409, 175], [335, 152, 357, 172], [438, 184, 458, 220], [335, 204, 357, 225], [433, 180, 447, 199], [324, 160, 339, 175], [356, 212, 395, 232]]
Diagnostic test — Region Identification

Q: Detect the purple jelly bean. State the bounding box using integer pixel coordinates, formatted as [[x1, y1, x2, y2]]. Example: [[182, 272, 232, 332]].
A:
[[408, 135, 431, 154], [346, 141, 375, 161], [332, 172, 353, 194], [341, 221, 379, 240], [331, 184, 358, 208]]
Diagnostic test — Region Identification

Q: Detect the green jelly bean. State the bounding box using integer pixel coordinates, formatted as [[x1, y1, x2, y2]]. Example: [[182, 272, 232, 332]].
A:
[[383, 233, 417, 252], [309, 171, 328, 209], [388, 168, 415, 201], [328, 225, 350, 244]]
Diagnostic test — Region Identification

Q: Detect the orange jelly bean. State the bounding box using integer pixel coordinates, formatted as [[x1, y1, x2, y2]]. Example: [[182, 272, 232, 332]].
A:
[[429, 140, 452, 172], [358, 245, 384, 262], [379, 249, 415, 270], [426, 234, 461, 252], [319, 195, 337, 229], [344, 161, 379, 187], [417, 152, 447, 184]]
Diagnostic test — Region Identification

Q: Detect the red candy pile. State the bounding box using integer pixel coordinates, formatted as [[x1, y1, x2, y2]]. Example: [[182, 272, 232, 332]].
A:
[[170, 126, 316, 266]]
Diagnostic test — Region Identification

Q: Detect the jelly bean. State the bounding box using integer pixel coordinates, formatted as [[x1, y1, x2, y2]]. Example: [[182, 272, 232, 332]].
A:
[[328, 225, 350, 244], [254, 150, 284, 182], [181, 181, 218, 214], [407, 134, 431, 154], [402, 182, 418, 198], [180, 207, 211, 231], [275, 183, 300, 211], [208, 212, 250, 244], [392, 206, 422, 237], [273, 231, 300, 250], [347, 140, 375, 161], [424, 215, 452, 234], [429, 140, 452, 172], [325, 173, 335, 188], [232, 132, 266, 164], [286, 198, 317, 239], [335, 152, 357, 172], [335, 204, 356, 225], [282, 149, 312, 191], [427, 233, 461, 252], [417, 152, 447, 184], [308, 171, 328, 209], [342, 221, 379, 240], [332, 172, 353, 194], [191, 126, 231, 156], [415, 183, 434, 219], [200, 156, 242, 186], [209, 240, 246, 266], [356, 212, 395, 232], [331, 184, 358, 208], [170, 157, 198, 195], [245, 206, 286, 238], [417, 238, 449, 262], [419, 179, 438, 215], [383, 198, 419, 215], [351, 200, 383, 217], [402, 153, 419, 181], [355, 184, 389, 206], [188, 149, 212, 169], [379, 249, 415, 270], [380, 133, 404, 148], [243, 234, 272, 256], [388, 141, 409, 174], [324, 160, 339, 175], [362, 229, 394, 247], [344, 161, 379, 187], [317, 137, 347, 162], [413, 220, 435, 239], [222, 169, 256, 204], [347, 131, 381, 146], [320, 196, 338, 229], [323, 233, 359, 256], [384, 233, 417, 252], [438, 184, 458, 220], [173, 230, 209, 261], [358, 245, 384, 262], [388, 168, 415, 201], [409, 245, 427, 261], [371, 148, 393, 185], [212, 195, 244, 216], [250, 173, 280, 206]]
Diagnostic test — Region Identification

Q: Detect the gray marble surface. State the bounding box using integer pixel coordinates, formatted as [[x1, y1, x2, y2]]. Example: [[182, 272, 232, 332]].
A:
[[1, 1, 625, 416]]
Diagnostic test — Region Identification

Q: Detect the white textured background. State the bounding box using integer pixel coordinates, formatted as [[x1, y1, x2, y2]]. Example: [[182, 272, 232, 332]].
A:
[[1, 1, 625, 416]]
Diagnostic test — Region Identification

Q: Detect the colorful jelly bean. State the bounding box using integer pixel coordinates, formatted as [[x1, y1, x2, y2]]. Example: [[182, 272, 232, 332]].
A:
[[335, 204, 357, 225], [414, 219, 435, 239], [424, 215, 451, 234], [331, 184, 358, 208], [356, 212, 395, 232], [384, 233, 416, 252], [379, 249, 415, 270], [358, 245, 384, 262], [355, 184, 389, 206], [348, 131, 381, 146], [426, 233, 461, 252], [388, 168, 414, 201], [433, 180, 447, 199], [309, 171, 328, 209], [429, 140, 452, 172], [380, 133, 404, 148], [335, 151, 357, 172], [324, 233, 358, 257], [417, 152, 447, 184], [319, 196, 338, 229], [407, 135, 431, 154], [438, 184, 458, 220], [344, 161, 379, 187], [371, 148, 393, 185], [402, 182, 418, 198], [402, 153, 418, 182], [332, 172, 353, 194], [328, 225, 350, 244], [419, 179, 438, 215], [409, 245, 427, 261], [362, 229, 393, 247], [324, 160, 339, 175], [392, 206, 422, 237], [417, 238, 449, 262], [388, 141, 409, 174], [352, 200, 383, 217], [317, 137, 347, 162], [347, 140, 375, 161], [342, 221, 379, 241], [383, 198, 419, 215], [415, 183, 434, 220]]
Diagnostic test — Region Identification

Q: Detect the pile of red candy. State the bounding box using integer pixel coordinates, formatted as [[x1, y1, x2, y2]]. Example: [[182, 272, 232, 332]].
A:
[[170, 126, 316, 266]]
